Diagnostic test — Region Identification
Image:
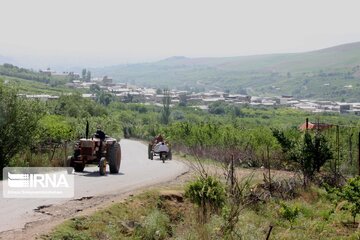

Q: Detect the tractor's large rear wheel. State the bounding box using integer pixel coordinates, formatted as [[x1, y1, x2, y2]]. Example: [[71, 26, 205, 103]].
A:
[[108, 142, 121, 174]]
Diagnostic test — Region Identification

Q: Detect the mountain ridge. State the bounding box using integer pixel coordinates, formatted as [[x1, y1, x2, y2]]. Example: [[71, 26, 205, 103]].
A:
[[91, 41, 360, 101]]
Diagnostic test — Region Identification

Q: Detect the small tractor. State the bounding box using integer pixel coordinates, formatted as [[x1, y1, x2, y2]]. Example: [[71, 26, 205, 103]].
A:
[[148, 141, 172, 163], [68, 123, 121, 175]]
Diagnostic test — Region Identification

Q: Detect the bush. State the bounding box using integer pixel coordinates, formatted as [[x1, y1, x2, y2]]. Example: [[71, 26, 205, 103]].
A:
[[336, 177, 360, 223], [279, 202, 300, 228], [185, 176, 226, 223], [0, 81, 44, 173], [136, 209, 171, 240]]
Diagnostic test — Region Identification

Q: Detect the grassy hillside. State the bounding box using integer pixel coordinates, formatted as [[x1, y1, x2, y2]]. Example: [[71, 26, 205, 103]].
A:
[[0, 75, 74, 95], [0, 63, 78, 95], [92, 42, 360, 101]]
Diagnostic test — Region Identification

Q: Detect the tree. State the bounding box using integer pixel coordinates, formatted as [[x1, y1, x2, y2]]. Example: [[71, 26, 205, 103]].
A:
[[97, 92, 114, 106], [208, 102, 226, 115], [160, 89, 171, 125], [86, 71, 91, 82], [296, 132, 332, 183], [89, 84, 100, 94], [179, 93, 187, 107], [0, 81, 43, 174], [337, 177, 360, 224], [273, 129, 332, 185], [82, 69, 87, 80], [156, 88, 163, 95], [37, 115, 73, 162]]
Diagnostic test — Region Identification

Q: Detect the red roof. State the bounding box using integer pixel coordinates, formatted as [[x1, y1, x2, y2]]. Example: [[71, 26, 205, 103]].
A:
[[299, 122, 333, 131]]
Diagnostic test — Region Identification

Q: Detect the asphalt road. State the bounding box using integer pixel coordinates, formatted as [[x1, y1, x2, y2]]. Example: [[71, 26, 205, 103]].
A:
[[0, 139, 188, 233]]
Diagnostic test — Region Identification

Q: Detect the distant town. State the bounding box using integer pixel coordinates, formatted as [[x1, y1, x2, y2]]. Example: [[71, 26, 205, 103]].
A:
[[22, 69, 360, 115]]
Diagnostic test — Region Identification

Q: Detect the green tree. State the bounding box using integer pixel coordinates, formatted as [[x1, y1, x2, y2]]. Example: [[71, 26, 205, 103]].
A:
[[160, 89, 171, 125], [208, 102, 226, 115], [97, 92, 114, 106], [273, 130, 332, 185], [89, 84, 100, 94], [156, 88, 163, 95], [86, 71, 91, 82], [82, 68, 87, 80], [0, 81, 43, 173], [38, 115, 73, 143], [37, 115, 73, 162], [179, 93, 187, 107], [337, 177, 360, 223]]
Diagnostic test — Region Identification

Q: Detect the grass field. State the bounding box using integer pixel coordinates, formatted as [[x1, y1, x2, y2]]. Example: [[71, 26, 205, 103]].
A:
[[45, 162, 360, 240]]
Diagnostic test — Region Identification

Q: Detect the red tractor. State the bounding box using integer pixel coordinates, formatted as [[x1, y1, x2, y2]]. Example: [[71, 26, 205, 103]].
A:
[[68, 124, 121, 175]]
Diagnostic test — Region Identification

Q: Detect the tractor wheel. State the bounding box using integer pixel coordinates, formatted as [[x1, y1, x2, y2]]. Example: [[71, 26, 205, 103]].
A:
[[99, 157, 106, 176], [168, 151, 172, 160], [108, 142, 121, 174], [150, 151, 153, 160], [74, 163, 85, 172]]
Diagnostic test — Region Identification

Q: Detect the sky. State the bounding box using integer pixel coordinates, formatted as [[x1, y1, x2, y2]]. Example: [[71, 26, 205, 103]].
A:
[[1, 0, 360, 69]]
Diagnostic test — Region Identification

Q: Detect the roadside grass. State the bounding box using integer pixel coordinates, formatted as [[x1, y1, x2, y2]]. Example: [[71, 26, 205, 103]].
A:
[[176, 152, 297, 188], [45, 184, 359, 240], [9, 146, 73, 168]]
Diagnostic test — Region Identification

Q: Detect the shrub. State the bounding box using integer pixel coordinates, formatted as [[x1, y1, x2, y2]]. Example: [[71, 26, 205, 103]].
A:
[[185, 176, 226, 223], [336, 176, 360, 223], [137, 209, 171, 240], [0, 81, 44, 173], [279, 202, 300, 228]]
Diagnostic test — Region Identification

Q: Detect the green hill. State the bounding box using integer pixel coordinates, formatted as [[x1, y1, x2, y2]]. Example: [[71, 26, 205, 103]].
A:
[[0, 64, 74, 95], [92, 42, 360, 101]]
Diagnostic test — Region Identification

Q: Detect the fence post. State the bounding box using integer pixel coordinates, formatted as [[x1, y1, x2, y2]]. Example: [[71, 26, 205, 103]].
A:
[[266, 225, 273, 240], [358, 132, 360, 176], [230, 154, 234, 193], [349, 133, 353, 165], [336, 125, 340, 178], [64, 141, 67, 167], [267, 145, 271, 195]]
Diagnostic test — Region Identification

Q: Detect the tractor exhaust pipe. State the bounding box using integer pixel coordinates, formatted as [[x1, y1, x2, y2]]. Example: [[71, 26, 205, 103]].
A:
[[86, 120, 89, 139]]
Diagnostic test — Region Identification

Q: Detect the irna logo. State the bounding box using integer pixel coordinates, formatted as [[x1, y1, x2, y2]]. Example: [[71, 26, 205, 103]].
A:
[[8, 172, 70, 188]]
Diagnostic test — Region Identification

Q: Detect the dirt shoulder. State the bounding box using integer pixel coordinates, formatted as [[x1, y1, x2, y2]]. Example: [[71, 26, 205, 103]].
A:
[[0, 164, 189, 240], [0, 158, 294, 240]]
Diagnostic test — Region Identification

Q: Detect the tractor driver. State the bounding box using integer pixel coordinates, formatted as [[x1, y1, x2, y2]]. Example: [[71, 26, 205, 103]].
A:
[[95, 126, 106, 141], [158, 142, 169, 159], [95, 126, 106, 163], [155, 134, 164, 144]]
